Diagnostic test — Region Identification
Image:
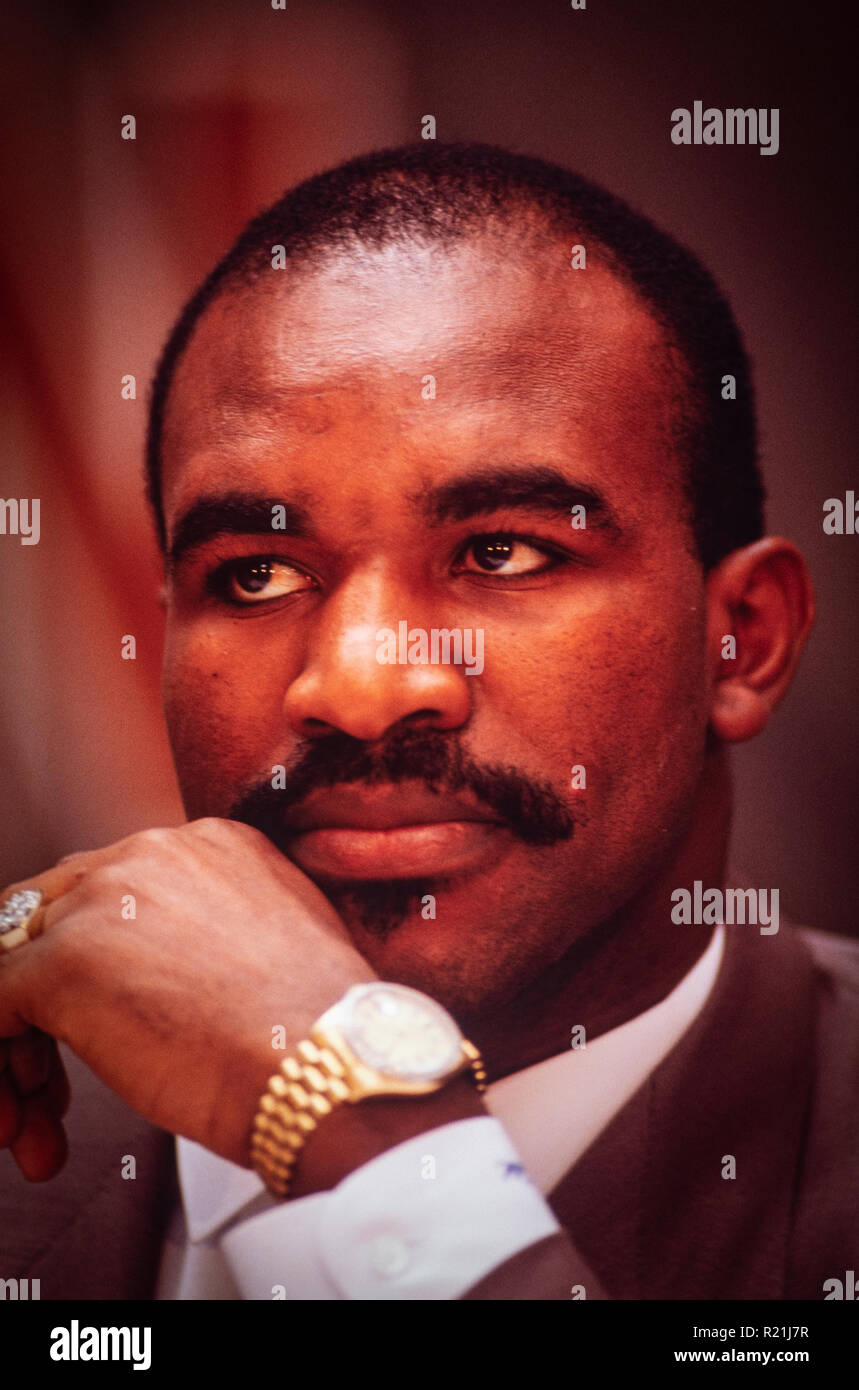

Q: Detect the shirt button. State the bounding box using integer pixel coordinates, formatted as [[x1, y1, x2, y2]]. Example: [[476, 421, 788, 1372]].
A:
[[369, 1234, 411, 1278]]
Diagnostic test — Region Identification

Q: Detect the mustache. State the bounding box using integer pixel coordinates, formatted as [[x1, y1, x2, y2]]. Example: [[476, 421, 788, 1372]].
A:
[[227, 726, 577, 848]]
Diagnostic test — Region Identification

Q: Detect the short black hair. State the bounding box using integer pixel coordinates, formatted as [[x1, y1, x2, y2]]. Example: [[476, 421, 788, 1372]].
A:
[[145, 141, 764, 569]]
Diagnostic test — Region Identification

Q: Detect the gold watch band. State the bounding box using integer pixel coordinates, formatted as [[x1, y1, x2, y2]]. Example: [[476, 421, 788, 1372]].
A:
[[461, 1038, 488, 1093], [250, 1039, 352, 1198], [250, 1036, 488, 1199]]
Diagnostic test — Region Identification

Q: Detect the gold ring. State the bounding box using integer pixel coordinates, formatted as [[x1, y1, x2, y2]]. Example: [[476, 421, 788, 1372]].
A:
[[0, 888, 49, 954]]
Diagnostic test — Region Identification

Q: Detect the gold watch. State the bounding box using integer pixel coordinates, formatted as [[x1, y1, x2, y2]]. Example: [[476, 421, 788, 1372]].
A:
[[250, 981, 487, 1198]]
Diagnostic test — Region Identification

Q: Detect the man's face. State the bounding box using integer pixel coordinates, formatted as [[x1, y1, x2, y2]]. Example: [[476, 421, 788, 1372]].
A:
[[159, 230, 711, 1015]]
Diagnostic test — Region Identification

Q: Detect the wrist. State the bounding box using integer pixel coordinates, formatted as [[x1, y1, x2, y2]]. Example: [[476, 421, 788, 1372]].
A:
[[287, 1072, 486, 1198], [248, 981, 487, 1198]]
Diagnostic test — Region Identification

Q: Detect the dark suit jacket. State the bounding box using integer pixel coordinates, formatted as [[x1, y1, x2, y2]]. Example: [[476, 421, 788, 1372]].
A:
[[2, 921, 857, 1300]]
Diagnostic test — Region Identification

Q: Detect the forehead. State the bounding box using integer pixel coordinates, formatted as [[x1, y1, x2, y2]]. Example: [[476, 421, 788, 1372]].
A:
[[161, 233, 692, 538]]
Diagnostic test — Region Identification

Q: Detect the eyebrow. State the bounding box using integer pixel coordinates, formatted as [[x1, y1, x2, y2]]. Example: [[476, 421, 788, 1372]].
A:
[[167, 465, 620, 567], [419, 465, 621, 534], [167, 495, 311, 566]]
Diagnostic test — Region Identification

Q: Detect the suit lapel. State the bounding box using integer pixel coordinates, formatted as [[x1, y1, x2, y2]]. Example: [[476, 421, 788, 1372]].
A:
[[547, 923, 816, 1298], [2, 926, 824, 1301]]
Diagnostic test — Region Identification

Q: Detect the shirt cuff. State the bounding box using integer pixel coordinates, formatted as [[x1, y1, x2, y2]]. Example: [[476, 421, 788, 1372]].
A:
[[221, 1115, 562, 1300]]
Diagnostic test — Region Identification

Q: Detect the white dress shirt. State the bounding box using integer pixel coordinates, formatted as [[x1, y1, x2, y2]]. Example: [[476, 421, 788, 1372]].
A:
[[155, 924, 724, 1300]]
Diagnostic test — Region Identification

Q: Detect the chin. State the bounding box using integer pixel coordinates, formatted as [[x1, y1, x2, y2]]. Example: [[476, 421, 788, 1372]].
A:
[[344, 909, 534, 1020]]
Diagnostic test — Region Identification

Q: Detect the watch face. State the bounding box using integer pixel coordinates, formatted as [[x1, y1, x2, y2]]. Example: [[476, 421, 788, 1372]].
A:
[[340, 983, 463, 1080]]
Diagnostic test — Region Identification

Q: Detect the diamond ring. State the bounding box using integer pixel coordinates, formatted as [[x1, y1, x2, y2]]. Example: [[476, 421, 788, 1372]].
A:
[[0, 888, 49, 954]]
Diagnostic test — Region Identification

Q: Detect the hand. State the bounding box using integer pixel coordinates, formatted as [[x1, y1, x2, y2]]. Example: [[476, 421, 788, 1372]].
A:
[[0, 1029, 70, 1180], [0, 819, 376, 1176]]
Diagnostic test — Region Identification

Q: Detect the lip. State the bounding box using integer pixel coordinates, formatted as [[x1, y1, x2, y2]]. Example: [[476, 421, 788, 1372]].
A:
[[288, 821, 504, 879], [282, 785, 506, 880]]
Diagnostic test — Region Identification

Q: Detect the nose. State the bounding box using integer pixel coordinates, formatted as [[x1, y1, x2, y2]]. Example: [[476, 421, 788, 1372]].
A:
[[283, 563, 474, 742]]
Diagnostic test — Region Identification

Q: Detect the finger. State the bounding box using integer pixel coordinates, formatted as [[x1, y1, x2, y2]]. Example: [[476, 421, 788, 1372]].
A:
[[44, 1045, 71, 1117], [9, 1028, 52, 1094], [9, 1094, 68, 1181], [0, 891, 83, 1037], [0, 1070, 23, 1147], [1, 849, 99, 927], [0, 1045, 69, 1146]]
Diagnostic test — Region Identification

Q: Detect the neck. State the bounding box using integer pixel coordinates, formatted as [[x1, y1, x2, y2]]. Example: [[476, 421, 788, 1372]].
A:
[[465, 748, 732, 1081]]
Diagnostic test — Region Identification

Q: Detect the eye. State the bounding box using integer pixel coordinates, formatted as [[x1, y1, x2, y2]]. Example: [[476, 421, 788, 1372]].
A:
[[208, 556, 315, 605], [454, 533, 562, 578]]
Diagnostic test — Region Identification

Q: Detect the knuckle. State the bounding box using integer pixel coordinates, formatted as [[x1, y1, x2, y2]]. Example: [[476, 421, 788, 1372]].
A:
[[85, 859, 126, 891], [61, 863, 92, 891], [135, 826, 174, 850], [108, 826, 177, 864], [225, 819, 264, 843], [193, 816, 263, 846], [56, 849, 91, 868], [192, 815, 233, 835]]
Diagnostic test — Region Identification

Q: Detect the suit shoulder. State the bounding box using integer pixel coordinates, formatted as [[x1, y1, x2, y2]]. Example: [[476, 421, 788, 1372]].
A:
[[781, 925, 859, 1292]]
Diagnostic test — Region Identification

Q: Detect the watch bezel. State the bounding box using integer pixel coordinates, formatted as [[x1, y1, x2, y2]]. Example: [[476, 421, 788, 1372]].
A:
[[330, 981, 465, 1082]]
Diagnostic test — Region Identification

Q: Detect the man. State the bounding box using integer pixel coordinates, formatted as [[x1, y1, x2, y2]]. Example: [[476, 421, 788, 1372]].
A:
[[0, 143, 856, 1301]]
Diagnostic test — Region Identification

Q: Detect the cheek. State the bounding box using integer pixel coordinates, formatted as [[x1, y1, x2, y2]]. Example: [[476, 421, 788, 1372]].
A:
[[490, 585, 709, 813], [569, 597, 710, 849], [161, 625, 286, 817]]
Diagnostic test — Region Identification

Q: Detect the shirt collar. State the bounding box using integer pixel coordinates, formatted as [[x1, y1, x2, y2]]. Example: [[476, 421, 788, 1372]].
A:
[[485, 923, 725, 1193], [177, 924, 725, 1235]]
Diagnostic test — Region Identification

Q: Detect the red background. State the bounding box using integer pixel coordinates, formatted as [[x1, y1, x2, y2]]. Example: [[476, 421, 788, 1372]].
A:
[[1, 0, 855, 934]]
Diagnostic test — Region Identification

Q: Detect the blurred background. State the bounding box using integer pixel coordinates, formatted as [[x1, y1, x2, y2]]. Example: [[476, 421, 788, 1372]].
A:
[[1, 0, 855, 934]]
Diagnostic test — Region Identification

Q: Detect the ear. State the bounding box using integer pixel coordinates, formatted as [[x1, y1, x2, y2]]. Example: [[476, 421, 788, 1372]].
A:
[[706, 538, 814, 742]]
